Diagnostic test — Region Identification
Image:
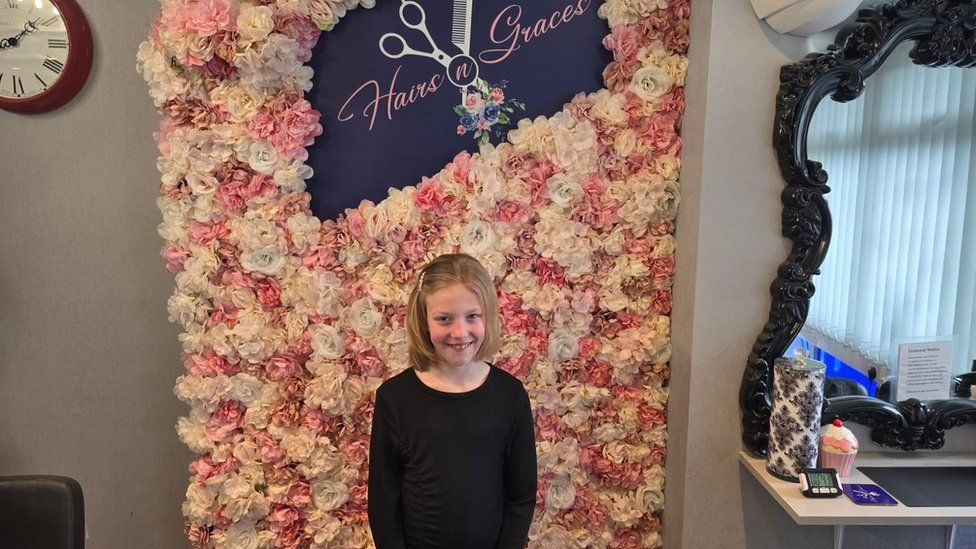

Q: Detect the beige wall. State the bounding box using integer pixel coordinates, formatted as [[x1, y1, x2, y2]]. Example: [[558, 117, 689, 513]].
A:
[[0, 1, 190, 547], [1, 1, 974, 547]]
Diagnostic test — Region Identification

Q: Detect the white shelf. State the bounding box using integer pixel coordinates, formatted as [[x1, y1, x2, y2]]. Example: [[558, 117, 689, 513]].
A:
[[738, 451, 976, 526]]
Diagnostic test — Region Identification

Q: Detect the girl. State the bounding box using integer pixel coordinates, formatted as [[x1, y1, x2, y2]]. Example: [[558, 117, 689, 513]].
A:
[[368, 254, 538, 549]]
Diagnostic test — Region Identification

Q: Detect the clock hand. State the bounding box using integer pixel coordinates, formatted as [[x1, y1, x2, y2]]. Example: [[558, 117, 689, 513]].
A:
[[0, 20, 41, 50]]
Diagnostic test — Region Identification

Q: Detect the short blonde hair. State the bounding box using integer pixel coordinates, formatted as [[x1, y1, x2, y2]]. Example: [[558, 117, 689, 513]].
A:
[[406, 254, 500, 372]]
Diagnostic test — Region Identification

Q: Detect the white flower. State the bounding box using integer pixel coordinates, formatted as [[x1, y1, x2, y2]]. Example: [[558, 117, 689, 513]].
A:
[[548, 329, 579, 363], [247, 141, 279, 175], [637, 485, 665, 514], [176, 416, 214, 454], [312, 479, 350, 511], [222, 520, 260, 549], [546, 173, 583, 211], [545, 473, 576, 511], [241, 245, 286, 275], [309, 324, 344, 359], [347, 298, 382, 338], [274, 160, 313, 193], [185, 170, 218, 195], [630, 66, 674, 102], [229, 374, 265, 406], [460, 220, 496, 256]]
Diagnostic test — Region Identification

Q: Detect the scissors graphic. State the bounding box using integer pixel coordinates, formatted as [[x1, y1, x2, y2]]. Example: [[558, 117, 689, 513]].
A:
[[379, 0, 485, 97]]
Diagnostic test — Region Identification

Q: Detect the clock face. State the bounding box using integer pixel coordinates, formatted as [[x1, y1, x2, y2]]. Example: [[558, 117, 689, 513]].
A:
[[0, 0, 69, 100]]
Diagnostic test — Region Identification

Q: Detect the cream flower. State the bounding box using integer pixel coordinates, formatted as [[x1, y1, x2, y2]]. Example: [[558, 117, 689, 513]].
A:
[[546, 173, 583, 211], [240, 245, 287, 275], [236, 4, 275, 47], [548, 329, 579, 363], [247, 141, 280, 175], [347, 298, 382, 338], [545, 473, 576, 511], [309, 324, 344, 360], [460, 220, 496, 256], [312, 479, 350, 511], [630, 65, 674, 102]]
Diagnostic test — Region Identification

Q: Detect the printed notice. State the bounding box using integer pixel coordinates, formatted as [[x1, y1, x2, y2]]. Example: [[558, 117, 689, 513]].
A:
[[895, 340, 952, 401]]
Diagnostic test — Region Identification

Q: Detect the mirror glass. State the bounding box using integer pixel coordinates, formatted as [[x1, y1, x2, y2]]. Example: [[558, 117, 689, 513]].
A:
[[787, 41, 976, 402]]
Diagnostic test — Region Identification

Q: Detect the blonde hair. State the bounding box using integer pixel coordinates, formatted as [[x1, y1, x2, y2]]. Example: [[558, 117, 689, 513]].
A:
[[406, 254, 500, 372]]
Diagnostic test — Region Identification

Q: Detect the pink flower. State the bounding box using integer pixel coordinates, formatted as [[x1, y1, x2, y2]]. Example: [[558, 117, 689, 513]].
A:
[[267, 503, 302, 532], [457, 125, 466, 135], [649, 256, 675, 280], [188, 219, 228, 246], [270, 100, 323, 161], [602, 25, 642, 62], [535, 411, 562, 441], [207, 300, 239, 328], [189, 454, 239, 485], [184, 350, 236, 376], [340, 435, 369, 465], [255, 278, 282, 309], [245, 174, 276, 200], [247, 112, 276, 140], [413, 178, 445, 213], [216, 179, 247, 214], [489, 87, 505, 102], [255, 431, 287, 466], [185, 0, 238, 37], [205, 400, 245, 442], [463, 93, 485, 114], [652, 289, 673, 314], [274, 3, 321, 62], [476, 118, 490, 130], [161, 244, 192, 274], [265, 354, 303, 381]]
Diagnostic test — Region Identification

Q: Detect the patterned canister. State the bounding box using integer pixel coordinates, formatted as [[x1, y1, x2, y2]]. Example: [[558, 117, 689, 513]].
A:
[[766, 349, 826, 481]]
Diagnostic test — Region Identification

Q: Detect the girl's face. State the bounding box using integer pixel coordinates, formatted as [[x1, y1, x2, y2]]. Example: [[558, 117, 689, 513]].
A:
[[425, 283, 485, 369]]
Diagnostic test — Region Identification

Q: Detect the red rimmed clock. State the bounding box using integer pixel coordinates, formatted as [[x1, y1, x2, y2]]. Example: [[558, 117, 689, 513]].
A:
[[0, 0, 92, 114]]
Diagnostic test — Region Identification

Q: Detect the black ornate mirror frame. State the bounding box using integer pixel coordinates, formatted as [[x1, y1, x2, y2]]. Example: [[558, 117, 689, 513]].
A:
[[741, 0, 976, 455]]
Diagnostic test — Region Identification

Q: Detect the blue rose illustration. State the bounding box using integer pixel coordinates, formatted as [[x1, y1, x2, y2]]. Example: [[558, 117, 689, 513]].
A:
[[460, 114, 478, 131], [483, 102, 500, 124]]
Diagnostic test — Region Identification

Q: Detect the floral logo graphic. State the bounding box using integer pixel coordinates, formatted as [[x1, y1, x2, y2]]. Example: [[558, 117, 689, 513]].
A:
[[379, 0, 523, 144], [454, 79, 525, 145]]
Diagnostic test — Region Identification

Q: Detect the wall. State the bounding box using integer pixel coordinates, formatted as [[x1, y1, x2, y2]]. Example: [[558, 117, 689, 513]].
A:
[[1, 1, 974, 548], [0, 1, 191, 547], [665, 1, 976, 548]]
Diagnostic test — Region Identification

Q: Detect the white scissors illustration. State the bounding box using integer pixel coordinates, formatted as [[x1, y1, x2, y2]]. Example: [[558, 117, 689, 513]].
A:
[[379, 0, 486, 100]]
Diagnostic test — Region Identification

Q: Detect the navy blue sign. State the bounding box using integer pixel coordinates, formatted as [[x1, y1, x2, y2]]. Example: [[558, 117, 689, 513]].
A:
[[306, 0, 611, 220]]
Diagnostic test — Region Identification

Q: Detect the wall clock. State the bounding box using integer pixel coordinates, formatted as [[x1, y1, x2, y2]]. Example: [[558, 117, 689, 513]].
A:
[[0, 0, 92, 114]]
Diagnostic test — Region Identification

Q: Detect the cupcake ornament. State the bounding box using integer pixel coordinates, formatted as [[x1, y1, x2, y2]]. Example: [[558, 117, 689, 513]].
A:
[[819, 418, 859, 476]]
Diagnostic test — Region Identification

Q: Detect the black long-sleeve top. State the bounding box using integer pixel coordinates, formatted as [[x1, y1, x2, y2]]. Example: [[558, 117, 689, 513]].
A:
[[367, 365, 537, 549]]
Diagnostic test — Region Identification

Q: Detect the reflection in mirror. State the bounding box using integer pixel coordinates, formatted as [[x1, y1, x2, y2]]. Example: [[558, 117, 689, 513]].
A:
[[787, 41, 976, 402]]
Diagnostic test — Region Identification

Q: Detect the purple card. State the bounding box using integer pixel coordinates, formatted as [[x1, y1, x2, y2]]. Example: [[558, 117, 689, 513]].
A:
[[843, 483, 899, 505]]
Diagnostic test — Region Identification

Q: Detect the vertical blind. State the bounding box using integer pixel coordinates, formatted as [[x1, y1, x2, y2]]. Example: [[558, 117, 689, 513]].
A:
[[805, 41, 976, 376]]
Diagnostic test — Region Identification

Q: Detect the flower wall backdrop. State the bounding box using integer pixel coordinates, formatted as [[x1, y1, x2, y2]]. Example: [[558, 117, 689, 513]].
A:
[[138, 0, 688, 547]]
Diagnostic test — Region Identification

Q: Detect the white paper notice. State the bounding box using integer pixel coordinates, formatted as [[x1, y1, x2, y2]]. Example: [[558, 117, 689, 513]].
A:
[[895, 340, 952, 401]]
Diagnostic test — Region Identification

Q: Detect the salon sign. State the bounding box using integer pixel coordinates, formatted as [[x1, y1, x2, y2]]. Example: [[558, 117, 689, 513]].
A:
[[306, 0, 610, 219]]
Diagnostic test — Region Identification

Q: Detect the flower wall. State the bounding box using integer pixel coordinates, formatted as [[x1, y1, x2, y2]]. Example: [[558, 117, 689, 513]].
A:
[[138, 0, 688, 547]]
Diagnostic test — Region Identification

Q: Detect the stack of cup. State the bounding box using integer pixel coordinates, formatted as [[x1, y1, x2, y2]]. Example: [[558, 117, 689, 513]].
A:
[[766, 349, 826, 481]]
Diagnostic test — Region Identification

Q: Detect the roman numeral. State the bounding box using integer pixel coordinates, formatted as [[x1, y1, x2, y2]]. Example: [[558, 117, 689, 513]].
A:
[[42, 57, 63, 74], [6, 0, 17, 9], [48, 38, 67, 49], [39, 16, 58, 27], [34, 72, 46, 88], [12, 74, 23, 95]]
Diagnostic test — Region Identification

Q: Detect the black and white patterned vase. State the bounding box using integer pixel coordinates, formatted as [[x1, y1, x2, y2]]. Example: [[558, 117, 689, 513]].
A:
[[766, 350, 826, 482]]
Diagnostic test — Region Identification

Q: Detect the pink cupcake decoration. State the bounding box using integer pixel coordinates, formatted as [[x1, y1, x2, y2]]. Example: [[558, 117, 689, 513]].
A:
[[819, 419, 859, 476]]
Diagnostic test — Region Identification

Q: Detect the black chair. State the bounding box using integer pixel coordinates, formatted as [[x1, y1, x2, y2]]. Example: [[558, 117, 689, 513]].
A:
[[0, 476, 85, 548]]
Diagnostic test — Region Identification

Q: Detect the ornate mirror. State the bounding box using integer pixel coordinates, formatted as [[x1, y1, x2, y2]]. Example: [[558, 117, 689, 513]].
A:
[[741, 0, 976, 454]]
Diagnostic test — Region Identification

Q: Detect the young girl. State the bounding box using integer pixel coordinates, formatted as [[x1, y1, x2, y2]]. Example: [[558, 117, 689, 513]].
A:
[[368, 254, 538, 549]]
